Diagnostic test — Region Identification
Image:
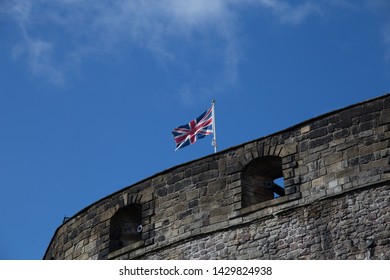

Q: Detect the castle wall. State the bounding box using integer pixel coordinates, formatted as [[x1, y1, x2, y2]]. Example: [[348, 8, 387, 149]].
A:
[[141, 184, 390, 260], [44, 94, 390, 260]]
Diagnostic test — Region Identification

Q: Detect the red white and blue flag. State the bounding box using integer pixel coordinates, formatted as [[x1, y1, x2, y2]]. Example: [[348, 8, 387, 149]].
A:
[[172, 106, 214, 151]]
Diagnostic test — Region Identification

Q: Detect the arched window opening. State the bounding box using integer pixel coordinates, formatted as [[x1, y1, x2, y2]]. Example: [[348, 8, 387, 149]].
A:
[[109, 204, 142, 252], [241, 156, 285, 208]]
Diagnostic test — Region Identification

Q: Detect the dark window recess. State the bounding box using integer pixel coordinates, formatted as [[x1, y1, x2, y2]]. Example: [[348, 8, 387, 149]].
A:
[[109, 204, 142, 252], [241, 156, 285, 207]]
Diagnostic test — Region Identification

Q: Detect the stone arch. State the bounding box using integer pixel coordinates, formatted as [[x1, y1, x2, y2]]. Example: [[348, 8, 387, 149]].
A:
[[241, 156, 285, 207], [109, 204, 142, 252]]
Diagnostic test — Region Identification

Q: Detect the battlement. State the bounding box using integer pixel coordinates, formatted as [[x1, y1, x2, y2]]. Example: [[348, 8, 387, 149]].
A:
[[44, 93, 390, 260]]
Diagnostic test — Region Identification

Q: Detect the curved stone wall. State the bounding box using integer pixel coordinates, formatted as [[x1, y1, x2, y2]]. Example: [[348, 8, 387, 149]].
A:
[[44, 93, 390, 260]]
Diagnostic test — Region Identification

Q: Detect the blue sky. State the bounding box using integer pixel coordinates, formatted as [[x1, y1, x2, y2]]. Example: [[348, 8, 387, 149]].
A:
[[0, 0, 389, 260]]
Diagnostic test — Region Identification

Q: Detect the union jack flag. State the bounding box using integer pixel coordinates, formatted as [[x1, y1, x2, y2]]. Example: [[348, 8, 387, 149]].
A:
[[172, 106, 214, 151]]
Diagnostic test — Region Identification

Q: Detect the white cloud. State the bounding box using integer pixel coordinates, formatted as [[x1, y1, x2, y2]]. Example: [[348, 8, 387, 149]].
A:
[[167, 0, 229, 26], [12, 36, 65, 86], [4, 0, 64, 85], [8, 0, 388, 91], [4, 0, 242, 89], [254, 0, 321, 24]]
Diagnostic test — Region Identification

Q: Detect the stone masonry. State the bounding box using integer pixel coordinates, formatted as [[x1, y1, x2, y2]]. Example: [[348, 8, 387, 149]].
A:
[[44, 93, 390, 260]]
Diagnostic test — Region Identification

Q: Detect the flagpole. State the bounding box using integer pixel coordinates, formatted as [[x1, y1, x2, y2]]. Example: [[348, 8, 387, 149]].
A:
[[211, 100, 217, 153]]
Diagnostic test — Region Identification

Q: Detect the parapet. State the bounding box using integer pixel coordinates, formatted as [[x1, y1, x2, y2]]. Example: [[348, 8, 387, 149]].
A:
[[44, 93, 390, 260]]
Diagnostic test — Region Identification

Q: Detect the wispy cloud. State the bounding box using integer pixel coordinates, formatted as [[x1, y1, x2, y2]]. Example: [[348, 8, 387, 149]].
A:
[[4, 0, 241, 88], [255, 0, 322, 24], [4, 0, 66, 85], [6, 0, 388, 91], [12, 36, 65, 86]]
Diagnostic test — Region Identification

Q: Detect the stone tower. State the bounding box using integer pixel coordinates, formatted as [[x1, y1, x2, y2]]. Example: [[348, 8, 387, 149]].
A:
[[44, 93, 390, 260]]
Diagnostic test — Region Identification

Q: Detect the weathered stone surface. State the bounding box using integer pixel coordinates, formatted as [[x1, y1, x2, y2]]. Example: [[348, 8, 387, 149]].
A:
[[44, 93, 390, 260]]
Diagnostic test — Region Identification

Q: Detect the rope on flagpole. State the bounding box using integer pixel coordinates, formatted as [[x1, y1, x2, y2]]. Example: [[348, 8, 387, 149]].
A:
[[211, 100, 217, 153]]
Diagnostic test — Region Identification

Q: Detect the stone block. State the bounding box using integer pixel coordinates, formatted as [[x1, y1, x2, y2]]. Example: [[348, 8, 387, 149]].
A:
[[192, 163, 209, 176], [360, 121, 376, 132], [363, 100, 383, 114], [327, 162, 343, 174], [336, 118, 353, 130], [174, 178, 192, 191], [208, 179, 226, 195], [359, 153, 375, 164], [309, 135, 332, 150], [341, 106, 363, 121], [301, 125, 310, 134], [156, 187, 168, 197], [334, 128, 350, 140], [186, 189, 199, 201], [360, 158, 387, 171], [167, 172, 184, 185], [311, 118, 330, 130], [309, 127, 328, 139], [299, 141, 309, 152], [324, 153, 343, 165]]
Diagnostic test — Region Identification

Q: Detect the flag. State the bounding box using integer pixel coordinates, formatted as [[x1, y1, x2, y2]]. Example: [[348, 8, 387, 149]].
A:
[[172, 106, 213, 151]]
